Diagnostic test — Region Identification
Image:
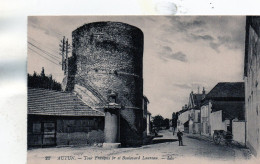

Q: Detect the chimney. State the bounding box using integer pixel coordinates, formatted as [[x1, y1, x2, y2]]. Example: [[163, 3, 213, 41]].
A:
[[202, 87, 206, 94], [202, 87, 206, 99]]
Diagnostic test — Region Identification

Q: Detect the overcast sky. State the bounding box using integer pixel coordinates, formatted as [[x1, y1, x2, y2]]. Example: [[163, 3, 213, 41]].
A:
[[28, 16, 246, 118]]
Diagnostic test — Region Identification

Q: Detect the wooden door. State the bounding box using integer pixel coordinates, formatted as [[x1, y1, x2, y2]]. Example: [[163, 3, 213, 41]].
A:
[[43, 122, 56, 146]]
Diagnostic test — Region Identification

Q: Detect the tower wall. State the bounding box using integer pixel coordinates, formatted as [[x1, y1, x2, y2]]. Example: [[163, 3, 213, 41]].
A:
[[69, 22, 144, 146]]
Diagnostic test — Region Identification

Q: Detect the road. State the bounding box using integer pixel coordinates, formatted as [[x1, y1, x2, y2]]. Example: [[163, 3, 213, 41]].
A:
[[27, 130, 253, 164]]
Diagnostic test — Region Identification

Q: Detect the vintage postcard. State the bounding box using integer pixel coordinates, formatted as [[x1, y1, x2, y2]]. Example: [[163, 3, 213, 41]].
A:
[[27, 16, 259, 163]]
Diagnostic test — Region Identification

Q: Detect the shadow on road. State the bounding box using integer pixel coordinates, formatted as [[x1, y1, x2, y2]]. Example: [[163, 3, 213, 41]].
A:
[[151, 139, 178, 144]]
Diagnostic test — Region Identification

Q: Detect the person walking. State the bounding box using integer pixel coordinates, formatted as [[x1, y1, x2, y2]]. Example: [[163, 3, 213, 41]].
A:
[[177, 130, 183, 146]]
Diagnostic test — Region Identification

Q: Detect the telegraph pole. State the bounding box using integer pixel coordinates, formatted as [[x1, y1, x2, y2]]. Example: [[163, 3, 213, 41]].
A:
[[65, 38, 71, 74], [59, 36, 65, 71], [59, 36, 70, 75]]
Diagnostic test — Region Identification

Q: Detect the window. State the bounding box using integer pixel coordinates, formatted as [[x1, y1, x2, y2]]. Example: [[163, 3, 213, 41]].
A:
[[33, 122, 41, 133], [109, 96, 116, 103], [44, 123, 55, 133]]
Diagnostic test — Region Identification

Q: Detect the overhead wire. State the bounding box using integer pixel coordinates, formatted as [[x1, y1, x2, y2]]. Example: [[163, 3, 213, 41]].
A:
[[28, 47, 61, 66], [28, 36, 61, 56], [28, 41, 61, 62]]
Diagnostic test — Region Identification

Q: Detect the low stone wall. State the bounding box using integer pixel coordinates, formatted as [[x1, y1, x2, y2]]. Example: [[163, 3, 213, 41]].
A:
[[232, 121, 245, 146], [210, 110, 226, 135]]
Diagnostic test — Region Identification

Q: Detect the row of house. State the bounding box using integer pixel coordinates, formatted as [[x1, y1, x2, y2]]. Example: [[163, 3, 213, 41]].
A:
[[176, 82, 245, 145], [176, 16, 260, 157]]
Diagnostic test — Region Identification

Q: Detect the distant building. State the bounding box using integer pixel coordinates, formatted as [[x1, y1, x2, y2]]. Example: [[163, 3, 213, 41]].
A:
[[244, 16, 260, 156], [147, 111, 152, 135], [27, 88, 105, 147], [177, 105, 189, 132], [143, 96, 150, 137], [172, 112, 178, 133], [187, 89, 205, 134], [200, 100, 212, 136], [200, 82, 245, 136], [176, 89, 205, 134]]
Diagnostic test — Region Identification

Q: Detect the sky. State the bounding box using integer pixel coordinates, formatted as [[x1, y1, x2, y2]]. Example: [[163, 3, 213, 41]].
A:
[[27, 16, 246, 118]]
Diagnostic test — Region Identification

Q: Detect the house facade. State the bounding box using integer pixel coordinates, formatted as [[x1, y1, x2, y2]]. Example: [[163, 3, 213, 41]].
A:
[[187, 90, 204, 134], [244, 16, 260, 156], [200, 101, 212, 136], [200, 82, 245, 136], [177, 106, 189, 132]]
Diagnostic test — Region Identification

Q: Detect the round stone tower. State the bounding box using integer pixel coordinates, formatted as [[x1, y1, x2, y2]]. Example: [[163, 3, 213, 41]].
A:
[[68, 22, 144, 146]]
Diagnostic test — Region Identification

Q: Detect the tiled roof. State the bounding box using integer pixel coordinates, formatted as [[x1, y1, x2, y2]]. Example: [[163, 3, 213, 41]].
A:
[[212, 101, 245, 120], [193, 94, 203, 105], [179, 107, 188, 114], [28, 88, 104, 116], [206, 82, 245, 99], [191, 93, 203, 109]]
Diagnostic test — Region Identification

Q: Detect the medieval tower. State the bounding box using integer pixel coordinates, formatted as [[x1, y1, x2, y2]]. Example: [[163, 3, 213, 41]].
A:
[[64, 22, 144, 146]]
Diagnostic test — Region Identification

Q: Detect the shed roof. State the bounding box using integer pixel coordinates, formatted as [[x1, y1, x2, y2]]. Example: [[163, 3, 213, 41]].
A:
[[211, 101, 245, 121], [205, 82, 244, 100], [28, 88, 104, 116]]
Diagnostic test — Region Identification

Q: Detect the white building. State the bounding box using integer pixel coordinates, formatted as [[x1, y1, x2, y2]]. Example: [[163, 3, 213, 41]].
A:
[[244, 16, 260, 157]]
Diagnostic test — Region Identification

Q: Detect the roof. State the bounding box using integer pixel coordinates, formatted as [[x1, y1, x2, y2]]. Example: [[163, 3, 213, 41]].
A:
[[143, 95, 150, 103], [205, 82, 244, 100], [189, 93, 204, 109], [179, 107, 188, 114], [28, 88, 105, 116], [193, 94, 203, 106], [211, 101, 245, 121]]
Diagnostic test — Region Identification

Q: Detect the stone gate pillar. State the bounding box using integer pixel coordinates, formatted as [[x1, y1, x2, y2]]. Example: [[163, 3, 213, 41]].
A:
[[103, 103, 121, 148]]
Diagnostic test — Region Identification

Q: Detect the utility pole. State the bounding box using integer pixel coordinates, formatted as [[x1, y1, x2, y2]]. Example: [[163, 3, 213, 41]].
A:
[[59, 36, 71, 75], [59, 36, 65, 71], [65, 38, 71, 75]]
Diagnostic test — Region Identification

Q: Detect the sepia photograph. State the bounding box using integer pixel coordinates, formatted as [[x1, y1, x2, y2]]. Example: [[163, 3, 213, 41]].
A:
[[26, 16, 259, 163]]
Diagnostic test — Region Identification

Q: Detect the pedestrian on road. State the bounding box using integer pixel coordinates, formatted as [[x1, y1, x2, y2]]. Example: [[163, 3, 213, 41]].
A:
[[177, 130, 183, 146]]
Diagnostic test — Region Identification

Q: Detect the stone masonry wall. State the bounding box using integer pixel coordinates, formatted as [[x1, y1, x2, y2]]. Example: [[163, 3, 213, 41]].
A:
[[245, 18, 260, 156], [67, 22, 144, 145], [56, 118, 104, 146], [70, 22, 143, 109]]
